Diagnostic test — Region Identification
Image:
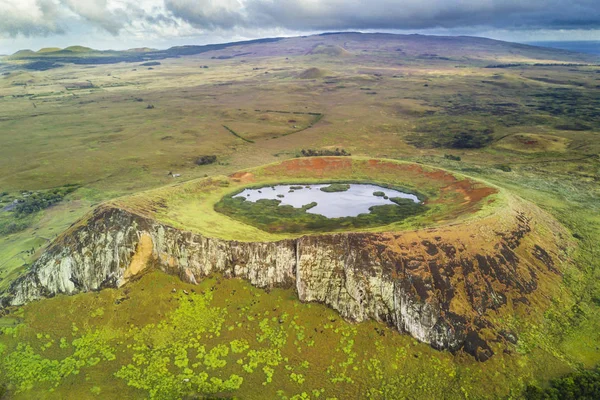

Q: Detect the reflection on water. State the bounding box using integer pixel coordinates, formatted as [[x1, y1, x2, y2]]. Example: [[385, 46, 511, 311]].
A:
[[234, 184, 420, 218]]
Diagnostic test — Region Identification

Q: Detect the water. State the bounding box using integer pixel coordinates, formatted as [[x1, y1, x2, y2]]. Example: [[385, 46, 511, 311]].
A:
[[234, 184, 420, 218]]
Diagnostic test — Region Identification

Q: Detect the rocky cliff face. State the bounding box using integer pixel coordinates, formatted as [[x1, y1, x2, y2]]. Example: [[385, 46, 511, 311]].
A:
[[1, 202, 567, 361]]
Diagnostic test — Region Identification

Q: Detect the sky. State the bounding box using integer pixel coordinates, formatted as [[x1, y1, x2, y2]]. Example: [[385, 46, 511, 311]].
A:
[[0, 0, 599, 54]]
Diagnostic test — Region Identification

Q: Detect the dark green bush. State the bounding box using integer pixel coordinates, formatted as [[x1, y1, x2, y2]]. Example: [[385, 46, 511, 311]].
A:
[[451, 130, 494, 149], [495, 164, 512, 172], [196, 155, 217, 166], [14, 185, 79, 216], [524, 366, 600, 400], [299, 148, 351, 157], [555, 122, 592, 131], [0, 219, 31, 235], [140, 61, 161, 67], [444, 154, 462, 161]]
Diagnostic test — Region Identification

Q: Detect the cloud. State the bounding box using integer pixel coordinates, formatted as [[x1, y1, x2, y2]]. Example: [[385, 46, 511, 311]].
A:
[[0, 0, 157, 38], [0, 0, 64, 37], [1, 0, 599, 41], [164, 0, 247, 30], [60, 0, 127, 35], [164, 0, 600, 32]]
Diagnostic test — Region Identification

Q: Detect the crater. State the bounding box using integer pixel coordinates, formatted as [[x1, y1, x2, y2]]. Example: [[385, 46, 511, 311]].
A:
[[1, 157, 570, 362]]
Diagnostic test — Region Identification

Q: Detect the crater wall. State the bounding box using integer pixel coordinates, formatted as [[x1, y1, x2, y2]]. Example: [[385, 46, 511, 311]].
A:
[[2, 191, 568, 361]]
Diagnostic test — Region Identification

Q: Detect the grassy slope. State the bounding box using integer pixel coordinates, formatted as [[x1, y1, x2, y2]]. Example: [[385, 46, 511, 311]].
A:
[[0, 271, 572, 400], [0, 34, 599, 398]]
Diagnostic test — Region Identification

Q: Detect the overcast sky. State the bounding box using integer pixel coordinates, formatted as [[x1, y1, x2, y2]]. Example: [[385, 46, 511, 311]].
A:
[[0, 0, 599, 53]]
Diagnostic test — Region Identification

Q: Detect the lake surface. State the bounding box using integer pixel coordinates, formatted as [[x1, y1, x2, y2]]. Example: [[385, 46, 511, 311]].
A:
[[234, 184, 420, 218]]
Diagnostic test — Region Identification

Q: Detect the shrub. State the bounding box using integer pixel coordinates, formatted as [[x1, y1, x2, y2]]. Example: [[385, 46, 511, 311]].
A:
[[555, 122, 592, 131], [299, 149, 350, 157], [524, 366, 600, 400], [0, 219, 32, 235], [14, 185, 79, 216], [196, 155, 217, 166], [444, 154, 461, 161], [451, 130, 494, 149], [495, 164, 512, 172]]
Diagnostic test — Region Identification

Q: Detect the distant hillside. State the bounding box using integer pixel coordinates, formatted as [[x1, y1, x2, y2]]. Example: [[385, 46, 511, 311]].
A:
[[127, 47, 158, 53], [298, 67, 328, 79], [11, 49, 36, 57], [37, 47, 62, 53], [527, 41, 600, 56], [6, 33, 599, 67], [308, 44, 352, 57], [11, 46, 96, 58], [64, 45, 93, 53]]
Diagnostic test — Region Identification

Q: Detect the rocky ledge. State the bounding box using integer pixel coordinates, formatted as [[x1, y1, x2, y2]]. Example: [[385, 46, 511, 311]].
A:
[[1, 198, 568, 361]]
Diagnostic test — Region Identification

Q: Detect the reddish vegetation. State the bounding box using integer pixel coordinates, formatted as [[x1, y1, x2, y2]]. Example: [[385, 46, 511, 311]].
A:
[[230, 172, 256, 183], [366, 159, 457, 183], [517, 137, 539, 145], [265, 157, 497, 217], [267, 157, 353, 175]]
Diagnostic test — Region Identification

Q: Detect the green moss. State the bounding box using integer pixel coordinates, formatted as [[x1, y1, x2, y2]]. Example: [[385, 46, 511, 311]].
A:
[[1, 328, 117, 393], [1, 270, 599, 399]]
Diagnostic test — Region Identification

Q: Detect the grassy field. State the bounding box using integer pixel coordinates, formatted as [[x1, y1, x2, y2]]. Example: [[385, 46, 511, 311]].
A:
[[0, 33, 599, 398]]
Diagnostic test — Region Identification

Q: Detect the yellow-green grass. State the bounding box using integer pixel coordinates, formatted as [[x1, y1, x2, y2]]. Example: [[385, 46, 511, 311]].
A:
[[493, 133, 571, 154], [1, 270, 595, 400], [111, 157, 503, 242]]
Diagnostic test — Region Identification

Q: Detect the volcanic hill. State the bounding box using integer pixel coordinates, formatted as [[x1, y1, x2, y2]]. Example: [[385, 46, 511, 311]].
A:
[[1, 157, 571, 361]]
